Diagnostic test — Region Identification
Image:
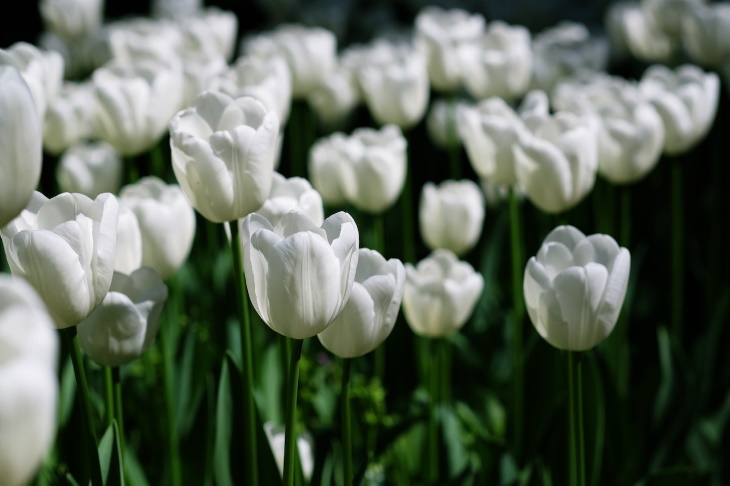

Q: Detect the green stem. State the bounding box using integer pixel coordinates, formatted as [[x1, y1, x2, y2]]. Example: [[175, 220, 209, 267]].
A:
[[112, 367, 126, 475], [428, 338, 441, 483], [671, 159, 683, 337], [62, 328, 103, 486], [150, 143, 166, 179], [341, 358, 353, 486], [508, 187, 524, 455], [124, 157, 139, 186], [104, 366, 115, 426], [567, 351, 586, 486], [229, 222, 259, 486], [284, 338, 304, 486], [401, 150, 415, 263], [619, 187, 631, 248], [158, 320, 181, 486], [440, 338, 452, 404], [447, 96, 461, 180]]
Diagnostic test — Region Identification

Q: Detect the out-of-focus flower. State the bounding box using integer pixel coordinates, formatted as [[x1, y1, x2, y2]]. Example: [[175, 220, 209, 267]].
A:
[[0, 42, 64, 120], [179, 8, 238, 62], [460, 21, 532, 102], [1, 192, 119, 329], [77, 267, 168, 367], [426, 97, 467, 149], [43, 82, 97, 155], [104, 18, 182, 66], [114, 205, 142, 275], [524, 225, 630, 351], [0, 66, 42, 229], [419, 179, 484, 256], [40, 0, 103, 41], [253, 172, 323, 227], [402, 249, 483, 338], [554, 74, 664, 184], [643, 0, 703, 38], [414, 6, 485, 92], [38, 31, 97, 80], [683, 2, 730, 69], [606, 2, 678, 63], [318, 248, 404, 358], [241, 211, 359, 339], [349, 39, 430, 129], [264, 422, 314, 481], [639, 64, 719, 155], [244, 24, 336, 98], [480, 178, 519, 208], [308, 64, 360, 129], [120, 176, 196, 280], [531, 22, 608, 93], [153, 0, 202, 19], [94, 61, 183, 156], [56, 141, 122, 198], [170, 91, 279, 223], [0, 276, 58, 486], [514, 93, 598, 214], [309, 124, 407, 213]]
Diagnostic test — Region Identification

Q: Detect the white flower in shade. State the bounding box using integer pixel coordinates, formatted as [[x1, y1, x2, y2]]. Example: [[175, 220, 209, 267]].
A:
[[169, 91, 280, 223], [460, 21, 533, 102], [553, 75, 664, 184], [308, 124, 407, 213], [0, 66, 42, 229], [77, 267, 168, 367], [1, 192, 119, 329], [531, 22, 608, 92], [120, 176, 196, 280], [524, 225, 630, 351], [682, 3, 730, 69], [40, 0, 103, 41], [253, 172, 324, 227], [264, 422, 314, 482], [308, 64, 360, 129], [213, 54, 292, 125], [419, 179, 485, 256], [318, 248, 405, 358], [244, 24, 336, 98], [44, 82, 98, 155], [104, 17, 182, 66], [458, 97, 526, 185], [38, 31, 97, 81], [352, 40, 430, 129], [56, 141, 122, 198], [414, 6, 485, 92], [179, 8, 238, 62], [153, 0, 202, 19], [643, 0, 704, 38], [241, 211, 359, 340], [94, 61, 183, 156], [426, 98, 467, 149], [606, 2, 678, 63], [0, 42, 64, 121], [0, 276, 58, 486], [402, 249, 484, 338], [514, 95, 598, 214], [178, 52, 228, 109], [639, 64, 719, 155], [114, 205, 142, 275]]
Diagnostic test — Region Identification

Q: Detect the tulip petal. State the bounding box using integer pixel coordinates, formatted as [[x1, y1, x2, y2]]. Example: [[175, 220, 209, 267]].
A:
[[245, 228, 280, 326], [317, 282, 376, 358], [553, 264, 608, 351], [537, 241, 574, 279], [596, 248, 631, 337]]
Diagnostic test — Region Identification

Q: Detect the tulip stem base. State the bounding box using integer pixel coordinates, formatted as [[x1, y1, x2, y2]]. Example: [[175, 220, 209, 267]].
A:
[[284, 338, 304, 486], [62, 328, 103, 486], [567, 351, 586, 486], [112, 367, 126, 475], [341, 358, 353, 486], [509, 187, 524, 456]]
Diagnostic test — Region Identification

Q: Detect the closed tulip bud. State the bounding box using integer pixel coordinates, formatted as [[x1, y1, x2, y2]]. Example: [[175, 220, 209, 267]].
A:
[[264, 422, 314, 482], [1, 192, 119, 329], [318, 249, 405, 358], [170, 91, 280, 223], [0, 66, 42, 229], [77, 267, 168, 367], [120, 176, 196, 280], [419, 180, 485, 256], [0, 276, 58, 486], [94, 61, 183, 156], [524, 225, 630, 351], [403, 249, 483, 338], [639, 64, 719, 156], [241, 211, 359, 340], [114, 205, 142, 275], [308, 124, 407, 214], [44, 82, 98, 155], [56, 141, 122, 198], [40, 0, 103, 41], [606, 3, 678, 63], [254, 172, 324, 227], [683, 3, 730, 68]]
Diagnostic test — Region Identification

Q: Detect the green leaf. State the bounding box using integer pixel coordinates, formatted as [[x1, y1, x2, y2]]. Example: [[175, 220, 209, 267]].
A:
[[123, 444, 150, 486], [213, 357, 234, 486], [98, 420, 124, 486], [58, 356, 75, 427]]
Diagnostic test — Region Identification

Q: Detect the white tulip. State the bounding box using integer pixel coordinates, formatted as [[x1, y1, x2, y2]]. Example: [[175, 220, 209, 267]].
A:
[[643, 0, 704, 38], [253, 172, 324, 227], [683, 3, 730, 68], [241, 211, 359, 340], [170, 91, 280, 223], [77, 268, 168, 367], [402, 249, 484, 338], [1, 192, 119, 329], [104, 17, 183, 66], [56, 141, 122, 198], [606, 2, 678, 63], [44, 82, 98, 155], [524, 225, 630, 351], [318, 249, 405, 358], [114, 205, 142, 275], [179, 8, 238, 62], [40, 0, 103, 40], [307, 64, 360, 129], [426, 98, 467, 149], [153, 0, 202, 19]]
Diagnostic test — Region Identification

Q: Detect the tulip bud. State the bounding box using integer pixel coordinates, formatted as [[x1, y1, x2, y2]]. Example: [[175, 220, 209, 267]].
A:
[[77, 268, 168, 367], [56, 141, 122, 198], [524, 225, 631, 351], [241, 211, 359, 339], [170, 91, 280, 223], [253, 172, 324, 227], [1, 192, 119, 328], [402, 249, 484, 338]]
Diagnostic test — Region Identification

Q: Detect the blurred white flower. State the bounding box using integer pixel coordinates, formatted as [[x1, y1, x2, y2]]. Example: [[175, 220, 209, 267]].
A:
[[307, 64, 360, 129], [683, 2, 730, 68], [114, 205, 142, 275], [606, 2, 678, 63], [179, 8, 238, 62], [44, 82, 97, 155], [253, 172, 324, 227], [40, 0, 103, 41], [104, 17, 182, 66], [426, 97, 467, 149], [153, 0, 202, 19], [38, 31, 97, 80], [264, 422, 314, 481], [56, 141, 122, 198], [643, 0, 704, 38]]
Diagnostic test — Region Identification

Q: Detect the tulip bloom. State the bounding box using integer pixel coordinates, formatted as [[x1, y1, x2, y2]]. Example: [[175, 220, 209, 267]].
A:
[[307, 64, 360, 129], [0, 276, 58, 486], [114, 205, 143, 275], [170, 90, 280, 223], [524, 225, 631, 351], [77, 268, 168, 367], [402, 249, 484, 338], [254, 172, 324, 227], [683, 3, 730, 68], [56, 141, 122, 198], [1, 192, 119, 329], [241, 211, 359, 340], [0, 65, 42, 228], [606, 3, 678, 63], [318, 249, 405, 358], [43, 81, 97, 155], [40, 0, 103, 40]]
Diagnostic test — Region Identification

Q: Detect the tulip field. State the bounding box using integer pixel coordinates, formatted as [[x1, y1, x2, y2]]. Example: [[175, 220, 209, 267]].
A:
[[1, 1, 730, 486]]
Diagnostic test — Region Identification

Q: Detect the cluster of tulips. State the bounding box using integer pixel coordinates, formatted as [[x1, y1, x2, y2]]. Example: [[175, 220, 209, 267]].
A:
[[0, 0, 727, 484]]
